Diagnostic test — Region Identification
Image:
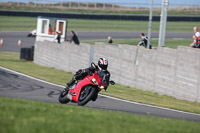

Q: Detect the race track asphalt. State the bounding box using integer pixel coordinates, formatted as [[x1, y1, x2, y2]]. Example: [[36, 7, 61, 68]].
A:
[[0, 31, 193, 52], [1, 66, 200, 122]]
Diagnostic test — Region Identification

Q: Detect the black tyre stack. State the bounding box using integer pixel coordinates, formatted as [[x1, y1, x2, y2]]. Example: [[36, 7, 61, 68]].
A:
[[20, 46, 34, 61]]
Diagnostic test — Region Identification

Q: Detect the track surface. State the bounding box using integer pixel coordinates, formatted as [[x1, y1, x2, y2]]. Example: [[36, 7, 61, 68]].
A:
[[0, 67, 200, 122], [0, 31, 193, 52]]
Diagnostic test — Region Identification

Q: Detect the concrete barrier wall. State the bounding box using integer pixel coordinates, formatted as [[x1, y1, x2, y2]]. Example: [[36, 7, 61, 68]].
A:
[[175, 47, 200, 101], [34, 41, 200, 102], [93, 43, 137, 86], [34, 41, 91, 74], [153, 47, 177, 97]]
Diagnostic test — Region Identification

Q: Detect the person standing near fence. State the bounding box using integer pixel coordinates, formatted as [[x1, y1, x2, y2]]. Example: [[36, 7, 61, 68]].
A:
[[108, 36, 113, 44], [69, 30, 80, 45], [54, 31, 61, 44], [190, 26, 200, 48], [137, 33, 152, 49]]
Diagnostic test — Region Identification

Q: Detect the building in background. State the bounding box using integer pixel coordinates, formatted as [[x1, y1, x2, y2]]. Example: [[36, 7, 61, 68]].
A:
[[36, 16, 68, 43]]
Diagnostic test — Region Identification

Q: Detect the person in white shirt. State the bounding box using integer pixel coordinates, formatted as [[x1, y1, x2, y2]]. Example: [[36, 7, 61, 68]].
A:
[[190, 26, 200, 48], [54, 31, 61, 43]]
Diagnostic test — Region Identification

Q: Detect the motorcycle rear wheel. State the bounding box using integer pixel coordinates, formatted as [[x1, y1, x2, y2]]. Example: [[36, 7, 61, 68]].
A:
[[58, 90, 70, 104], [78, 85, 96, 106]]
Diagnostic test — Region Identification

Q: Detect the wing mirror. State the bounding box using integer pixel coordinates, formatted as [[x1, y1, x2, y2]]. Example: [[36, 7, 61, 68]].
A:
[[91, 62, 98, 69]]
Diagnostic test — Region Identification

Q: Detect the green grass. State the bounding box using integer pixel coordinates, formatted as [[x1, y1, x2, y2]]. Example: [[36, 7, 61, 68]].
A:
[[0, 52, 71, 85], [0, 5, 153, 15], [83, 38, 192, 49], [0, 16, 199, 32], [0, 52, 200, 114], [0, 16, 37, 31], [1, 97, 200, 133]]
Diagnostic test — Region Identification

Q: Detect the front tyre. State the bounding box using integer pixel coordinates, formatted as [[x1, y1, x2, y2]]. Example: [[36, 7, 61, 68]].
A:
[[78, 85, 96, 106], [58, 90, 70, 104]]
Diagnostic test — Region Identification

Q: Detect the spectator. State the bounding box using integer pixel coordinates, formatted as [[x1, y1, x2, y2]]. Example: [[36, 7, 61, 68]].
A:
[[108, 36, 113, 44], [54, 31, 61, 43], [69, 30, 80, 45], [137, 33, 152, 49], [48, 24, 52, 35], [190, 26, 200, 48]]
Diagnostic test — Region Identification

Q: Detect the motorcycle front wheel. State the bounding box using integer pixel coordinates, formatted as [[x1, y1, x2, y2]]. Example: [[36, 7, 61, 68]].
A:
[[58, 89, 70, 104], [78, 85, 96, 106]]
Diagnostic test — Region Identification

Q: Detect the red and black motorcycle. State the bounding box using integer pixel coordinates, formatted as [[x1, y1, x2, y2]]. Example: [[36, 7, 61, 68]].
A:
[[58, 62, 115, 106]]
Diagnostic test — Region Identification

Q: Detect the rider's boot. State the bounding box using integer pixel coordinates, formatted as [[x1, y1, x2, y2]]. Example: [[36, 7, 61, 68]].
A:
[[65, 73, 82, 91], [65, 78, 76, 91]]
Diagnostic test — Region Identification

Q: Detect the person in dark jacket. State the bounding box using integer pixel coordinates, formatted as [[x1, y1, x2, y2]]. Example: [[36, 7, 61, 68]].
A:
[[54, 31, 61, 43], [69, 30, 80, 45], [108, 36, 113, 44], [66, 58, 110, 91], [137, 33, 152, 49]]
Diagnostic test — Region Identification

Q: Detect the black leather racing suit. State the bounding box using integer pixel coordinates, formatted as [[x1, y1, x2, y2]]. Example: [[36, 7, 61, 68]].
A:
[[69, 34, 80, 45], [67, 66, 110, 90], [137, 36, 152, 49]]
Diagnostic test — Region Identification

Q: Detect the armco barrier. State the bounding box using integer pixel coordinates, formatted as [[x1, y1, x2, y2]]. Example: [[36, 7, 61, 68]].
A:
[[1, 10, 200, 21], [34, 41, 200, 102]]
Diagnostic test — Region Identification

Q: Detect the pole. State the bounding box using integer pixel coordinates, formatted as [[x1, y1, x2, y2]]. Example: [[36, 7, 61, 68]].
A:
[[158, 0, 169, 47], [147, 0, 154, 49]]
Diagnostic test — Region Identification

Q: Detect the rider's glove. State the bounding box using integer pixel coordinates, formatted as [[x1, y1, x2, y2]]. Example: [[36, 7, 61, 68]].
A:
[[100, 81, 107, 91]]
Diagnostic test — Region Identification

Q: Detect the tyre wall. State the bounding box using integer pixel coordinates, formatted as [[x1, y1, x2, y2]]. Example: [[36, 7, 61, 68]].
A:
[[1, 10, 200, 21]]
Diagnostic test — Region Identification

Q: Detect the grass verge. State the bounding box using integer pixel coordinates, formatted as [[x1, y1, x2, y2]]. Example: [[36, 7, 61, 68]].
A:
[[0, 52, 200, 114], [0, 16, 199, 33], [1, 97, 200, 133]]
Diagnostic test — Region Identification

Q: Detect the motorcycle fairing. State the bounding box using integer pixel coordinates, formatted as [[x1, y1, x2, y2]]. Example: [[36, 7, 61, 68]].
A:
[[68, 71, 101, 102]]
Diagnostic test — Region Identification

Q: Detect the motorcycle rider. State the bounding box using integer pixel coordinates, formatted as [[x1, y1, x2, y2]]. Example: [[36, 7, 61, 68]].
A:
[[66, 58, 110, 90]]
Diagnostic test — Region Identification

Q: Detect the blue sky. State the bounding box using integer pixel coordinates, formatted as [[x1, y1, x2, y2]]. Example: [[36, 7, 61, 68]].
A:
[[1, 0, 200, 7]]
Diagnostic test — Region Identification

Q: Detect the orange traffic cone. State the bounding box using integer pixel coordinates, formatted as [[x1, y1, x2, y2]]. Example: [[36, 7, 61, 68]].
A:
[[0, 38, 3, 46], [17, 39, 21, 46]]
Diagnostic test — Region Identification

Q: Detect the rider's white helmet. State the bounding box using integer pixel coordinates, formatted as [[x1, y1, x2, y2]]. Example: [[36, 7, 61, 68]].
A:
[[98, 58, 108, 70]]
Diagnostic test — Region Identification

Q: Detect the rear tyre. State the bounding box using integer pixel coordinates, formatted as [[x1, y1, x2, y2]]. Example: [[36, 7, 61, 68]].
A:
[[78, 85, 96, 106], [58, 90, 70, 104]]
